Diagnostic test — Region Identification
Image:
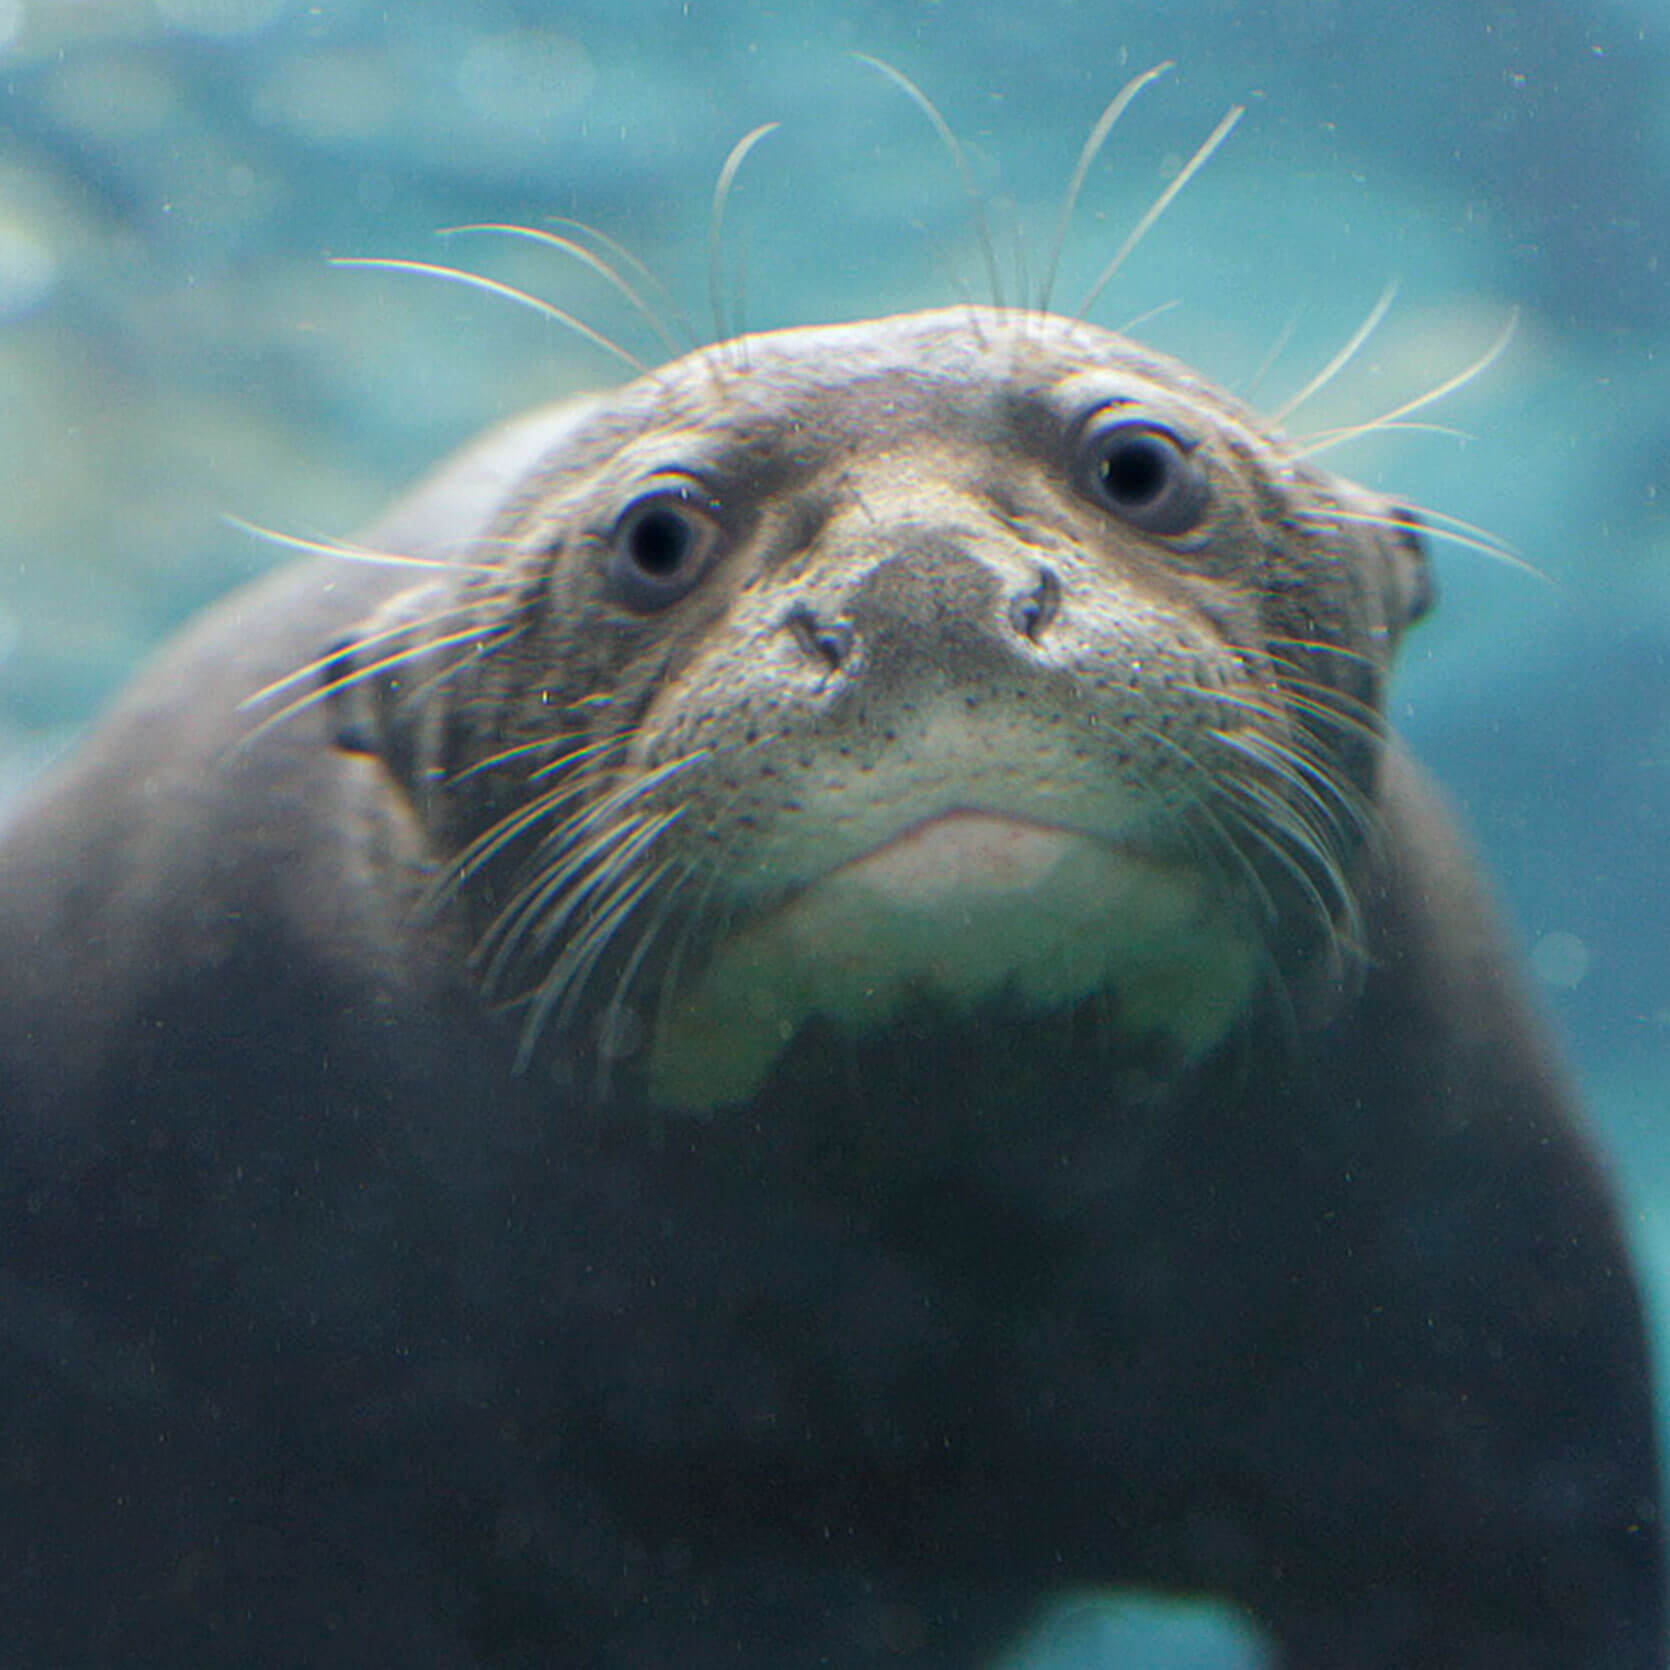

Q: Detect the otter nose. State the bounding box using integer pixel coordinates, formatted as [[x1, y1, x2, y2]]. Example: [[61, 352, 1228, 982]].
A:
[[848, 539, 1004, 637], [782, 539, 1057, 678]]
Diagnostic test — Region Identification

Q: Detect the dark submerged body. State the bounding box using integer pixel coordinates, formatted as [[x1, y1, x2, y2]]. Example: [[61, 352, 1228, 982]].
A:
[[0, 394, 1661, 1668]]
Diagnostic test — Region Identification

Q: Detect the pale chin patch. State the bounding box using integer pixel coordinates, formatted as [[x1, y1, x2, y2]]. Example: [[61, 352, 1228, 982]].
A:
[[647, 811, 1261, 1112]]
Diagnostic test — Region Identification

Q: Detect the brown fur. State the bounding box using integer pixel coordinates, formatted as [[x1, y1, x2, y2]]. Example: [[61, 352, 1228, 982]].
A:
[[0, 310, 1659, 1667]]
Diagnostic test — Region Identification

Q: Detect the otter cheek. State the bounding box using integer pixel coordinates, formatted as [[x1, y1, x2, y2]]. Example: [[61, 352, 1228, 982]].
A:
[[647, 812, 1262, 1112]]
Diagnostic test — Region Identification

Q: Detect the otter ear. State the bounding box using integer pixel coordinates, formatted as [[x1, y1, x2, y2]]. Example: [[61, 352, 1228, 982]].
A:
[[1380, 503, 1435, 634], [320, 581, 456, 803]]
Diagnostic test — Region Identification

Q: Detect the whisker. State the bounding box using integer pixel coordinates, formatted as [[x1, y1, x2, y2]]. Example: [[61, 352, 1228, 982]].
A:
[[552, 850, 681, 1033], [590, 857, 702, 1100], [330, 256, 647, 374], [529, 727, 643, 782], [644, 852, 737, 1061], [1076, 102, 1244, 320], [513, 817, 685, 1055], [1260, 632, 1380, 674], [1270, 279, 1399, 425], [480, 810, 653, 990], [1212, 727, 1371, 851], [1111, 297, 1182, 338], [517, 851, 674, 1071], [1008, 222, 1031, 329], [444, 737, 638, 899], [1300, 504, 1540, 578], [222, 514, 498, 577], [541, 814, 678, 975], [1037, 61, 1174, 314], [1144, 727, 1284, 931], [1146, 722, 1350, 1051], [235, 618, 507, 748], [1181, 701, 1370, 949], [707, 122, 780, 348], [457, 749, 709, 935], [239, 595, 466, 711], [1189, 677, 1385, 752], [1218, 770, 1359, 948], [433, 781, 588, 914], [441, 222, 684, 358], [556, 878, 678, 1077], [1279, 688, 1389, 752], [1241, 302, 1307, 402], [455, 725, 629, 785], [567, 690, 620, 713], [1288, 419, 1472, 448], [1176, 719, 1347, 903], [854, 52, 1004, 309], [548, 215, 699, 347], [1288, 309, 1519, 461], [1399, 501, 1523, 550], [587, 749, 713, 803], [605, 855, 697, 1023]]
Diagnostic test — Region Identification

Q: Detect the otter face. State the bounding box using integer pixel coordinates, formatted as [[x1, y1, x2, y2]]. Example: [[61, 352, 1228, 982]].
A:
[[337, 307, 1431, 1110]]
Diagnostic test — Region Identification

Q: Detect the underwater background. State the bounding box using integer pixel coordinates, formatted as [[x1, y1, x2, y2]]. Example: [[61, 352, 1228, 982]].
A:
[[0, 1, 1665, 1663]]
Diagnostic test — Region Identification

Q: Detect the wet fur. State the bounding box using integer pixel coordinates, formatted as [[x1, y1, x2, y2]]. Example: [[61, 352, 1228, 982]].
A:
[[0, 316, 1662, 1670]]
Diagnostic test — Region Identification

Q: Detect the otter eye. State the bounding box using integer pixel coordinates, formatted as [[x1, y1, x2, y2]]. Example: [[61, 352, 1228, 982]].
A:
[[1079, 418, 1209, 536], [607, 488, 721, 612]]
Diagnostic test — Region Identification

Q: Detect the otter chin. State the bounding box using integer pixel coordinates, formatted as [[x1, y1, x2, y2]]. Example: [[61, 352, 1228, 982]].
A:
[[0, 301, 1659, 1670], [649, 807, 1262, 1110]]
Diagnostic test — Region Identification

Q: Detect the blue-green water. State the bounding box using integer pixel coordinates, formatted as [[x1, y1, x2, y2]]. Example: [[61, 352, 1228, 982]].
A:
[[1, 2, 1665, 1662]]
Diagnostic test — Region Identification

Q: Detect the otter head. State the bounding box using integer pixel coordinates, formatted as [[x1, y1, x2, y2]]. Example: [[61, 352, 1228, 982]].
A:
[[330, 307, 1431, 1111]]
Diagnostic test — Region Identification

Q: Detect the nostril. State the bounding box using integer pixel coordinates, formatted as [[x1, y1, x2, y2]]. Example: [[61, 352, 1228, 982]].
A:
[[785, 604, 853, 672], [1008, 569, 1062, 643]]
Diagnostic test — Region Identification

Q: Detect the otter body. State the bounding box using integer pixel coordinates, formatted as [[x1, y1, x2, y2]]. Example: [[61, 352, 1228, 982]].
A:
[[0, 310, 1660, 1666]]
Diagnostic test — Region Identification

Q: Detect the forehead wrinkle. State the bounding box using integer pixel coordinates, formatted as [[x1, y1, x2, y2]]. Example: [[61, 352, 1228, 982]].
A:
[[559, 314, 1157, 477]]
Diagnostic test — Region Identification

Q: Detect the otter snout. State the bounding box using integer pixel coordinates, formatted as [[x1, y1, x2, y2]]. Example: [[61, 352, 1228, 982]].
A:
[[780, 530, 1067, 698]]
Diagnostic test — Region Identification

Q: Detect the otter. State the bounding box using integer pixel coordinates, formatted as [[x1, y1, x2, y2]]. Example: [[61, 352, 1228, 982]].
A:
[[0, 306, 1659, 1668]]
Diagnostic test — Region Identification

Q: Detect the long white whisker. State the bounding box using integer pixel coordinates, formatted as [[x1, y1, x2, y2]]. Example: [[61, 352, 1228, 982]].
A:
[[234, 620, 508, 748], [441, 222, 684, 358], [238, 596, 467, 711], [548, 216, 700, 347], [854, 52, 1005, 308], [223, 514, 497, 577], [1111, 297, 1182, 338], [1290, 310, 1520, 460], [1270, 280, 1399, 425], [1241, 302, 1307, 402], [1302, 504, 1541, 578], [1288, 419, 1472, 450], [330, 256, 647, 373], [1038, 61, 1174, 313], [1076, 103, 1244, 320], [707, 122, 780, 348]]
